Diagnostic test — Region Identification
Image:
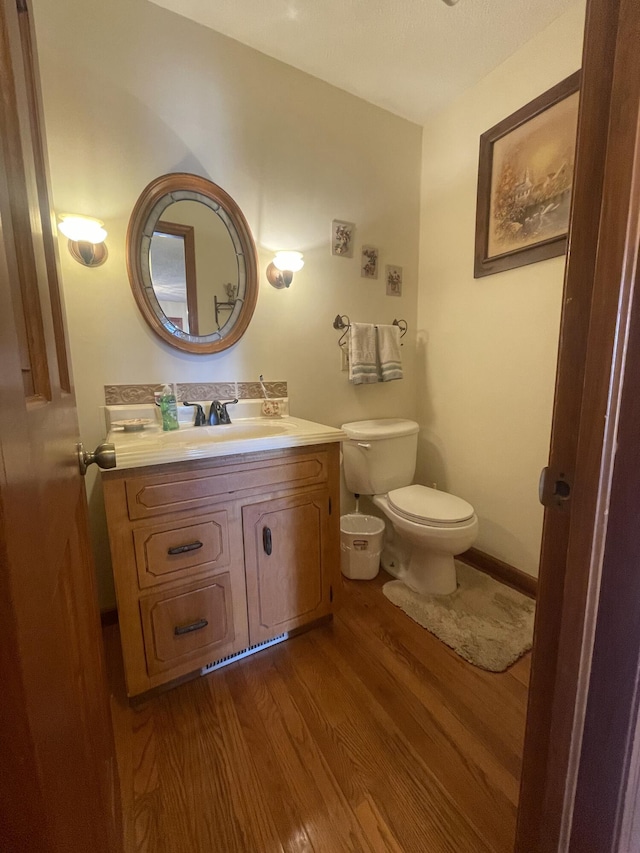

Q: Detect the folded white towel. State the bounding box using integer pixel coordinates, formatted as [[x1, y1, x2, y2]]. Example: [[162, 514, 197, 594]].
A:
[[377, 324, 403, 382], [349, 323, 378, 384]]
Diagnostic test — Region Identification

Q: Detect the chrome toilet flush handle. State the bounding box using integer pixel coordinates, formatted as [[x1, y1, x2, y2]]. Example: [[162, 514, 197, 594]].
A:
[[357, 442, 372, 450]]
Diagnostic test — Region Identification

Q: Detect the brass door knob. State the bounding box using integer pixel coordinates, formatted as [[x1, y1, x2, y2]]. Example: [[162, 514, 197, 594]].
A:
[[77, 442, 116, 476]]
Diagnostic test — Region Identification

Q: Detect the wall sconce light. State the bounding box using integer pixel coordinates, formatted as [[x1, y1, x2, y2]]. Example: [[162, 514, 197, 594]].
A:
[[266, 251, 304, 289], [58, 214, 108, 267]]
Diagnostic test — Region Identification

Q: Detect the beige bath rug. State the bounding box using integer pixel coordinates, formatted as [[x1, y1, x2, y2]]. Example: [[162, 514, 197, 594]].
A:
[[382, 561, 535, 672]]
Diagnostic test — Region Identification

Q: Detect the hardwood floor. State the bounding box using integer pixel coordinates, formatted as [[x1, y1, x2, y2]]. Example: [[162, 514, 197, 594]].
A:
[[105, 571, 530, 852]]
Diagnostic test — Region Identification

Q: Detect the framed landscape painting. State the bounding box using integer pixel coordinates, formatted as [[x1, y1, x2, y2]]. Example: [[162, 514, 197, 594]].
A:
[[474, 71, 581, 278]]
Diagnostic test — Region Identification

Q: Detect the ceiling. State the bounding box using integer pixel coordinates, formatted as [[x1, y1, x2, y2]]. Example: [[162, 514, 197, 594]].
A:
[[149, 0, 577, 124]]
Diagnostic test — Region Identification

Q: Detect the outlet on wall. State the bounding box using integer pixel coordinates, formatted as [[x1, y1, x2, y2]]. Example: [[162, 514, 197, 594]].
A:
[[341, 348, 349, 371]]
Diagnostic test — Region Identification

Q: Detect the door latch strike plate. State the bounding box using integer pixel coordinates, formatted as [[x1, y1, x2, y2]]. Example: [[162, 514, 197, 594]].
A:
[[539, 466, 572, 510]]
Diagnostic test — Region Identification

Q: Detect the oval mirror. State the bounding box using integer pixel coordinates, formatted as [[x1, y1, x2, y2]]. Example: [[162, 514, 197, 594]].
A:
[[126, 173, 258, 354]]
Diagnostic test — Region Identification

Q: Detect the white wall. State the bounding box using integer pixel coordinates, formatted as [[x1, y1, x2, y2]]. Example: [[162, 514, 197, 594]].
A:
[[416, 2, 586, 576], [33, 0, 422, 607]]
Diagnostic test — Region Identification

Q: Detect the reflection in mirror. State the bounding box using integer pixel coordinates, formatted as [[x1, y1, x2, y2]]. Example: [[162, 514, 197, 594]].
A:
[[150, 221, 195, 333], [127, 174, 258, 355], [149, 200, 240, 336]]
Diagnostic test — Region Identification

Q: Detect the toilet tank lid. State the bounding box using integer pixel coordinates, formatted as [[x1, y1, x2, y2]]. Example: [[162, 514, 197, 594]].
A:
[[388, 484, 475, 524], [341, 419, 419, 440]]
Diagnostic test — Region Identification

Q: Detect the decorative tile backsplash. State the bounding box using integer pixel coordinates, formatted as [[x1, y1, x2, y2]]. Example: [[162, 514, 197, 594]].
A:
[[104, 381, 287, 405], [177, 383, 237, 402], [237, 381, 287, 400], [104, 384, 161, 405]]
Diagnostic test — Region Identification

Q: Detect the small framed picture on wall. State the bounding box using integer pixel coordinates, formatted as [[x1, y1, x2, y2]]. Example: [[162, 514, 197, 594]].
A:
[[385, 265, 402, 297], [331, 220, 355, 257], [361, 245, 379, 279]]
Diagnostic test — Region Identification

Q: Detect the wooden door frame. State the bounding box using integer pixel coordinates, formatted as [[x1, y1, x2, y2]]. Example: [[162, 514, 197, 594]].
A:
[[154, 220, 199, 335], [516, 0, 640, 848]]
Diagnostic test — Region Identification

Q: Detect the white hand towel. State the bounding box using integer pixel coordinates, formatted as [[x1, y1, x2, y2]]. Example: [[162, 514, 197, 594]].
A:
[[377, 324, 403, 382], [349, 323, 379, 384]]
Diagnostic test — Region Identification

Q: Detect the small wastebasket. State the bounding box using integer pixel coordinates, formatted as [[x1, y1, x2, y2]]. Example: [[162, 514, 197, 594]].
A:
[[340, 513, 385, 580]]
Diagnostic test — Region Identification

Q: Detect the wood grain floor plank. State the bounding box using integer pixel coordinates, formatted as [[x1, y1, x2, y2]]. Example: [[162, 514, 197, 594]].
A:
[[223, 663, 317, 853], [201, 674, 285, 852], [131, 702, 159, 799], [105, 570, 530, 853], [185, 675, 283, 852], [242, 648, 376, 852], [277, 630, 495, 853], [354, 795, 405, 853], [325, 614, 519, 849], [337, 585, 524, 801], [143, 687, 211, 852], [510, 652, 532, 687], [103, 627, 138, 853], [345, 575, 527, 775], [132, 791, 166, 853]]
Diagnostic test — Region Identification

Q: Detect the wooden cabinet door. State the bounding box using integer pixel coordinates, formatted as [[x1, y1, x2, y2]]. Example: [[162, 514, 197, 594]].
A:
[[243, 490, 332, 644]]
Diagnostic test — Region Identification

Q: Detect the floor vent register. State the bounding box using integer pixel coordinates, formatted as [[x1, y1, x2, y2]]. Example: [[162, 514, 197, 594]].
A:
[[200, 633, 289, 676]]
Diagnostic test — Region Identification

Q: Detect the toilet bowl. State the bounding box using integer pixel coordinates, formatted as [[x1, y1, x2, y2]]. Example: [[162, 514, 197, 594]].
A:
[[341, 419, 479, 596], [373, 487, 478, 595]]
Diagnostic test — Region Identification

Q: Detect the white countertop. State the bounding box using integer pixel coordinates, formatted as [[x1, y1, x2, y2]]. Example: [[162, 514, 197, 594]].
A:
[[105, 413, 345, 471]]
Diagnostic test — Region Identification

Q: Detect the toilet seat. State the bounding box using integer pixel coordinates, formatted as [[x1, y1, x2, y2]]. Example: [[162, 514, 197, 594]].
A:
[[387, 484, 474, 526]]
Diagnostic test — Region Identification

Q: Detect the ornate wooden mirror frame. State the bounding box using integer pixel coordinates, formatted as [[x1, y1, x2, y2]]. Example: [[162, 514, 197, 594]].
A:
[[126, 173, 258, 354]]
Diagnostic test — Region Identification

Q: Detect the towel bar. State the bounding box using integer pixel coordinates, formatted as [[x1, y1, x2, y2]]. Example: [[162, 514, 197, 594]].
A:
[[332, 314, 407, 349]]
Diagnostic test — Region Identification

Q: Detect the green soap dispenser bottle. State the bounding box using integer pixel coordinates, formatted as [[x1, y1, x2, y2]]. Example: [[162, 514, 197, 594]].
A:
[[159, 384, 180, 431]]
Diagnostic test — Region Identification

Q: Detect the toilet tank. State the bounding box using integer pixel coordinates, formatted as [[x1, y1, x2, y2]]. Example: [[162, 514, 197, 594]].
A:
[[341, 419, 419, 495]]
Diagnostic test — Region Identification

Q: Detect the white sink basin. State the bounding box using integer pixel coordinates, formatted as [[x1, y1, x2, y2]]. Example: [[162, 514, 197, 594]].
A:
[[106, 415, 345, 470], [161, 419, 297, 447]]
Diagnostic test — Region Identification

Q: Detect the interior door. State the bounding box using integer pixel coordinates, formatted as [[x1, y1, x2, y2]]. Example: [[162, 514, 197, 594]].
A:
[[516, 0, 640, 848], [0, 1, 122, 850]]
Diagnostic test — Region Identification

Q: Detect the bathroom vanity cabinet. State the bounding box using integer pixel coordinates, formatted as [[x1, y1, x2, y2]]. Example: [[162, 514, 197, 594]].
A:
[[102, 443, 340, 696]]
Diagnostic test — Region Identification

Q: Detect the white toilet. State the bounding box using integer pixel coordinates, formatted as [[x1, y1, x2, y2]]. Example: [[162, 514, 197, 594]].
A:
[[341, 419, 478, 595]]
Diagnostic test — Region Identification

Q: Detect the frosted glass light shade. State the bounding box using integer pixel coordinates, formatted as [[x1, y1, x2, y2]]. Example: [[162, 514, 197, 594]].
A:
[[273, 251, 304, 272], [58, 215, 107, 244]]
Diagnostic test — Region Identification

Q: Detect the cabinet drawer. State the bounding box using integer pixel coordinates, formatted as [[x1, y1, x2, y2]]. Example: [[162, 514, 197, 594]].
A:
[[140, 575, 235, 676], [133, 511, 230, 589], [125, 451, 328, 520]]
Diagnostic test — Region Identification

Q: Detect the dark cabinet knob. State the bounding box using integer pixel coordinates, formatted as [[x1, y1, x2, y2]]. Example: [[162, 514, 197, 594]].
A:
[[263, 526, 272, 556]]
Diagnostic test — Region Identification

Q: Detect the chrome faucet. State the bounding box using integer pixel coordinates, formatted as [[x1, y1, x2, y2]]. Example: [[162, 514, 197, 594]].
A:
[[208, 398, 238, 425]]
